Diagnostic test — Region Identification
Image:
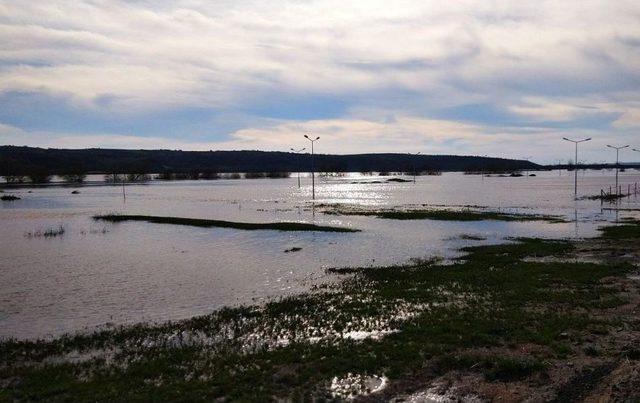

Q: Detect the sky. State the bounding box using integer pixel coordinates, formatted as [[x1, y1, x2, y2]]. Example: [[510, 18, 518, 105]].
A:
[[0, 1, 639, 163]]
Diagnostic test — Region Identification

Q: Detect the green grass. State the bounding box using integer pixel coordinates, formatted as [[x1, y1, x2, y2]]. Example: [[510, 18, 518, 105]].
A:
[[599, 220, 640, 239], [326, 208, 566, 223], [93, 214, 359, 233], [1, 221, 638, 401]]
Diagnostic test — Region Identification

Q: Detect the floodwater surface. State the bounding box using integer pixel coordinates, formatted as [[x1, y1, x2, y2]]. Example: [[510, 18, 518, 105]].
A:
[[1, 170, 639, 339]]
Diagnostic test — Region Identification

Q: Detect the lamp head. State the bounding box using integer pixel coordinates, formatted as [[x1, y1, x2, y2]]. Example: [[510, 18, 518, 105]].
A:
[[304, 134, 309, 139]]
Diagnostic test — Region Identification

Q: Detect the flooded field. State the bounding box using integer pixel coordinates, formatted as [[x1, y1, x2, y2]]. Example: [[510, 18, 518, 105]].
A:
[[1, 170, 639, 339]]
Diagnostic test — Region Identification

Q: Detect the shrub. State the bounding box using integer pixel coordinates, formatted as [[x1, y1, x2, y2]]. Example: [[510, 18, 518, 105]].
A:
[[62, 174, 87, 183]]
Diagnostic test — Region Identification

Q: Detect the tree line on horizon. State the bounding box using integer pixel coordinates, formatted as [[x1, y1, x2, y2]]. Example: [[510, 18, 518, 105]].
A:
[[0, 145, 540, 183]]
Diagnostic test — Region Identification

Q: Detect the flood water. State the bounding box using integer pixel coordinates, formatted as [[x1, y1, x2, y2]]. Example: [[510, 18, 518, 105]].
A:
[[1, 170, 639, 339]]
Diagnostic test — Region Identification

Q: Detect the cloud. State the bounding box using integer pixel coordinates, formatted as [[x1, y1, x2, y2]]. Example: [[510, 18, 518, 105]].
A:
[[1, 1, 639, 111], [0, 1, 639, 162]]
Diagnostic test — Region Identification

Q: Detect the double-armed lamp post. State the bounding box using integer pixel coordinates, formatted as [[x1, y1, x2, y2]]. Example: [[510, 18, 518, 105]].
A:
[[304, 135, 320, 200], [562, 137, 591, 198], [290, 147, 306, 188], [607, 144, 629, 192]]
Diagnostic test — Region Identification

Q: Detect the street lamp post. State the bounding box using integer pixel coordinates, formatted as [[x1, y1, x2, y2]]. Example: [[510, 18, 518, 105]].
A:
[[304, 135, 320, 200], [562, 137, 591, 198], [290, 147, 306, 188], [607, 144, 629, 193]]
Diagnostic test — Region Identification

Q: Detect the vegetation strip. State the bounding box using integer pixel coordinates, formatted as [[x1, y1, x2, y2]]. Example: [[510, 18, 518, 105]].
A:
[[2, 220, 639, 400], [324, 207, 566, 222], [93, 214, 359, 232]]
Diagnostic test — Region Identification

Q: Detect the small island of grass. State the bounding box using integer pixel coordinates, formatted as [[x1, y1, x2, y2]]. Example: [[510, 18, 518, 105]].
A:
[[93, 214, 359, 232], [323, 206, 567, 223]]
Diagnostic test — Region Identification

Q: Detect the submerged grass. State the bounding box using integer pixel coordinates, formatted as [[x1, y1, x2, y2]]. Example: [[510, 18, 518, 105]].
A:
[[93, 214, 359, 233], [599, 219, 640, 239], [24, 225, 66, 238], [1, 221, 639, 400], [323, 207, 567, 223]]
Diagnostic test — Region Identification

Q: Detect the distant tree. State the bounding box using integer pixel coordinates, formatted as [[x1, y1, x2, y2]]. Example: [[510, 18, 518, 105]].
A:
[[200, 169, 220, 180], [187, 169, 201, 180], [157, 168, 175, 180], [127, 160, 153, 182], [173, 172, 190, 180], [62, 174, 87, 183], [266, 171, 290, 178], [104, 173, 124, 183], [62, 164, 87, 183], [27, 167, 52, 183], [126, 173, 151, 182], [3, 175, 26, 183]]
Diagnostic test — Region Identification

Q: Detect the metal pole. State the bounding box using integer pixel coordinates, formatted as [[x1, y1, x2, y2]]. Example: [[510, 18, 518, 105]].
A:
[[616, 149, 620, 189], [607, 144, 629, 195], [574, 143, 578, 196], [297, 157, 301, 188], [290, 147, 305, 189], [563, 137, 591, 198], [304, 135, 320, 200]]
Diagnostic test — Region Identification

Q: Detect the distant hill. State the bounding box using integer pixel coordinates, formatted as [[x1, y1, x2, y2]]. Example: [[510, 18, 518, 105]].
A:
[[0, 146, 540, 176]]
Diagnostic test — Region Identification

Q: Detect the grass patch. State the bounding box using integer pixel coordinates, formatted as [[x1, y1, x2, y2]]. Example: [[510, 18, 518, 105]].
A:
[[24, 226, 65, 238], [325, 207, 566, 223], [458, 234, 487, 241], [93, 214, 359, 233], [2, 221, 638, 400], [585, 193, 627, 201], [386, 178, 412, 183], [599, 220, 640, 239]]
